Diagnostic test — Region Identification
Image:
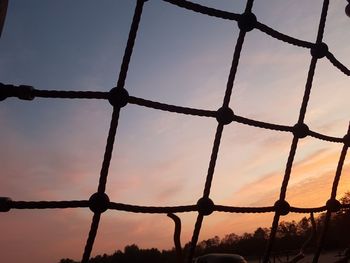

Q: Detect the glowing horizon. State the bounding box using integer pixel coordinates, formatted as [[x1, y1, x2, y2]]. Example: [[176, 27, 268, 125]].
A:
[[1, 1, 350, 262]]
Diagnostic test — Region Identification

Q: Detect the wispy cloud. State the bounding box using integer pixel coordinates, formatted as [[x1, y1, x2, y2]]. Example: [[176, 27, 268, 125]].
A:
[[200, 147, 350, 239], [227, 148, 342, 207]]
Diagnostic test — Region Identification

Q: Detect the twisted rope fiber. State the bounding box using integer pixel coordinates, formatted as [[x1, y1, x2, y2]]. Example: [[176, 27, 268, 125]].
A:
[[1, 0, 350, 262], [263, 1, 330, 262], [312, 125, 350, 263], [80, 93, 121, 263], [163, 0, 240, 21], [81, 0, 146, 262], [128, 96, 216, 117], [262, 136, 299, 263], [33, 89, 109, 99], [1, 83, 346, 144], [187, 0, 256, 261], [163, 0, 314, 50], [163, 0, 350, 76], [255, 22, 314, 49], [11, 200, 89, 209], [326, 51, 350, 76], [8, 199, 350, 214], [187, 123, 224, 263], [82, 213, 101, 263], [81, 108, 122, 263]]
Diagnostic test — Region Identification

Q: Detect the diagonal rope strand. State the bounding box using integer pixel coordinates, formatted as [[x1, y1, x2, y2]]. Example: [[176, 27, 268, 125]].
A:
[[82, 213, 101, 263], [312, 124, 350, 262], [163, 0, 240, 21], [187, 0, 255, 261], [263, 1, 330, 262], [97, 108, 121, 193], [81, 0, 147, 261]]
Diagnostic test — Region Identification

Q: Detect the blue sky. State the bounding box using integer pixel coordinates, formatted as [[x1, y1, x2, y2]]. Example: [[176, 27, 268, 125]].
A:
[[1, 1, 350, 262]]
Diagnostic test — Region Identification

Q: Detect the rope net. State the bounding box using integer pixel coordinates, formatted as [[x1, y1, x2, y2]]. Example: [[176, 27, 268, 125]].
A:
[[1, 0, 350, 262]]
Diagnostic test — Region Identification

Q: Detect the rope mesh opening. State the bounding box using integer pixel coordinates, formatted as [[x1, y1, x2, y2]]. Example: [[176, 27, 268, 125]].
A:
[[1, 0, 350, 262]]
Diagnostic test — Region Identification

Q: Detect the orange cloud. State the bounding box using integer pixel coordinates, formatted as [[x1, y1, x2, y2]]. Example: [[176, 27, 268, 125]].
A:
[[201, 147, 350, 239], [224, 147, 343, 207]]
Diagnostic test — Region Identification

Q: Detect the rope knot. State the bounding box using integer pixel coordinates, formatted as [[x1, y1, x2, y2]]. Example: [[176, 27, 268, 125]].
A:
[[216, 107, 234, 125], [326, 198, 341, 212], [197, 197, 214, 216], [17, 85, 35, 100], [346, 2, 350, 17], [108, 87, 129, 108], [0, 197, 12, 212], [0, 83, 34, 101], [311, 42, 328, 59], [293, 123, 309, 138], [343, 133, 350, 147], [274, 200, 290, 215], [238, 12, 257, 32], [89, 193, 110, 214]]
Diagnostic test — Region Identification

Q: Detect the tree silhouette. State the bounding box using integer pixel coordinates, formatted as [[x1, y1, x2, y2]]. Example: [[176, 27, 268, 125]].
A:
[[59, 192, 350, 263]]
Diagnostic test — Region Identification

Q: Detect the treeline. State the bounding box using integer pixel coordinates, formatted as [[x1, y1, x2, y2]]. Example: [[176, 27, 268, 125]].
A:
[[59, 193, 350, 263]]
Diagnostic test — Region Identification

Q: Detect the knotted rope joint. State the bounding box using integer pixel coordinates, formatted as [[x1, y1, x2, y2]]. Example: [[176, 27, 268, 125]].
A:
[[197, 197, 215, 216], [0, 197, 12, 212], [0, 83, 34, 101], [326, 198, 341, 212], [293, 123, 310, 139], [216, 107, 234, 125], [89, 193, 110, 214], [108, 87, 129, 108], [238, 12, 257, 32], [311, 42, 328, 59], [274, 200, 290, 216]]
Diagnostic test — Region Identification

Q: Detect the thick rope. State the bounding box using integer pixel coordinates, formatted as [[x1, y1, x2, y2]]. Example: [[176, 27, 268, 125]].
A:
[[81, 0, 147, 261], [255, 22, 314, 49], [97, 109, 120, 194], [11, 200, 89, 209], [222, 31, 248, 108], [33, 89, 109, 99], [128, 96, 216, 117], [163, 0, 240, 21], [263, 1, 330, 262], [8, 200, 350, 214], [167, 213, 184, 263], [187, 214, 204, 263], [2, 84, 346, 144], [108, 203, 197, 213], [187, 0, 255, 261], [312, 125, 349, 263], [0, 0, 8, 38], [82, 213, 101, 263], [1, 0, 350, 262]]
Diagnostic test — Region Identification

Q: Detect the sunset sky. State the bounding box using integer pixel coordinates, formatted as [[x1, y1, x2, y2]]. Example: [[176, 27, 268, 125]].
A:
[[1, 0, 350, 262]]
